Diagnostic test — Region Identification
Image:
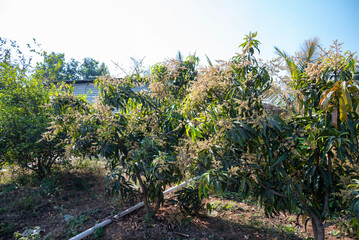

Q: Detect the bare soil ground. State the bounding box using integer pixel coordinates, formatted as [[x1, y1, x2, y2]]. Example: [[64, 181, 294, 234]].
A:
[[103, 196, 353, 240], [0, 165, 356, 240], [0, 164, 115, 239]]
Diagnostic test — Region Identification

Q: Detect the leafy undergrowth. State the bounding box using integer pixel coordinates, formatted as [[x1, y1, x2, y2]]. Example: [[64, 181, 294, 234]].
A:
[[0, 162, 356, 240]]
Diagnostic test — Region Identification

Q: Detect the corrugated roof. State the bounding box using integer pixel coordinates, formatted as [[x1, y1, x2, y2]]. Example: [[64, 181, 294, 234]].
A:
[[73, 82, 99, 103], [72, 81, 148, 103]]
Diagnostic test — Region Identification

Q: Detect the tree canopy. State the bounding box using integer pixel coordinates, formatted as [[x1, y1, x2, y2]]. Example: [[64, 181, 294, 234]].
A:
[[35, 52, 109, 81], [0, 40, 66, 179]]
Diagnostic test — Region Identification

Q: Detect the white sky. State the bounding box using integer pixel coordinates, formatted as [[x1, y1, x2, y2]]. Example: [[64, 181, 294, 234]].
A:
[[1, 0, 358, 76]]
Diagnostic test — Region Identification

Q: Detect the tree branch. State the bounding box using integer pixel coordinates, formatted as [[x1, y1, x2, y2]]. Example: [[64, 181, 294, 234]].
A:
[[256, 180, 287, 198]]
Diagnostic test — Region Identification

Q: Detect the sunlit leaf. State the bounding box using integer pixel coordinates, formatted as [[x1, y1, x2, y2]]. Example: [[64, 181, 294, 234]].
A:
[[339, 96, 348, 123]]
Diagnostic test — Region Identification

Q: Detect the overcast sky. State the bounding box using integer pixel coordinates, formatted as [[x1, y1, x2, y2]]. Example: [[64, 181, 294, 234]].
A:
[[1, 0, 358, 76]]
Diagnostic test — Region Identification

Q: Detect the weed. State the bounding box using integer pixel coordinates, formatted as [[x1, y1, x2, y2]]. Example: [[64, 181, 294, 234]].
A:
[[0, 222, 16, 236], [237, 213, 246, 220], [239, 205, 249, 211], [209, 200, 239, 212], [277, 224, 297, 234], [168, 211, 194, 226], [143, 213, 155, 227], [14, 172, 39, 187], [17, 195, 35, 211], [62, 209, 99, 238], [70, 157, 105, 172], [0, 183, 17, 194], [208, 233, 215, 239], [39, 176, 62, 197], [92, 225, 104, 240], [329, 229, 341, 237], [248, 217, 263, 227], [288, 216, 295, 222], [109, 196, 131, 215], [13, 226, 41, 240], [0, 205, 8, 213]]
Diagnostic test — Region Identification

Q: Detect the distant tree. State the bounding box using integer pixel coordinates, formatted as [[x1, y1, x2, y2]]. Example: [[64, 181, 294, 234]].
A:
[[35, 53, 109, 81], [79, 57, 109, 79], [34, 52, 67, 81], [63, 58, 81, 80]]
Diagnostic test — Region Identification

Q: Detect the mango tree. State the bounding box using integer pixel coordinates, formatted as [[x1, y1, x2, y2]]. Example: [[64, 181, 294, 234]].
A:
[[49, 55, 199, 216], [185, 33, 359, 240]]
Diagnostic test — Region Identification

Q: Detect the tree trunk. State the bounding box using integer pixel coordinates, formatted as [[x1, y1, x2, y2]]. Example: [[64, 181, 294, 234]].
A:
[[311, 215, 325, 240], [134, 165, 150, 213], [35, 159, 46, 180], [151, 192, 162, 216]]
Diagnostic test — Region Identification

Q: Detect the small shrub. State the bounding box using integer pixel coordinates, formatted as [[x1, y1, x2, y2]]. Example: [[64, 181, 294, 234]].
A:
[[176, 184, 204, 215]]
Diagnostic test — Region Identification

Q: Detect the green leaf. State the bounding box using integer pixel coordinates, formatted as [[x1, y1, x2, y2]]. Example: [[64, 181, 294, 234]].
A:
[[342, 81, 353, 112], [351, 198, 359, 221], [271, 152, 288, 167]]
